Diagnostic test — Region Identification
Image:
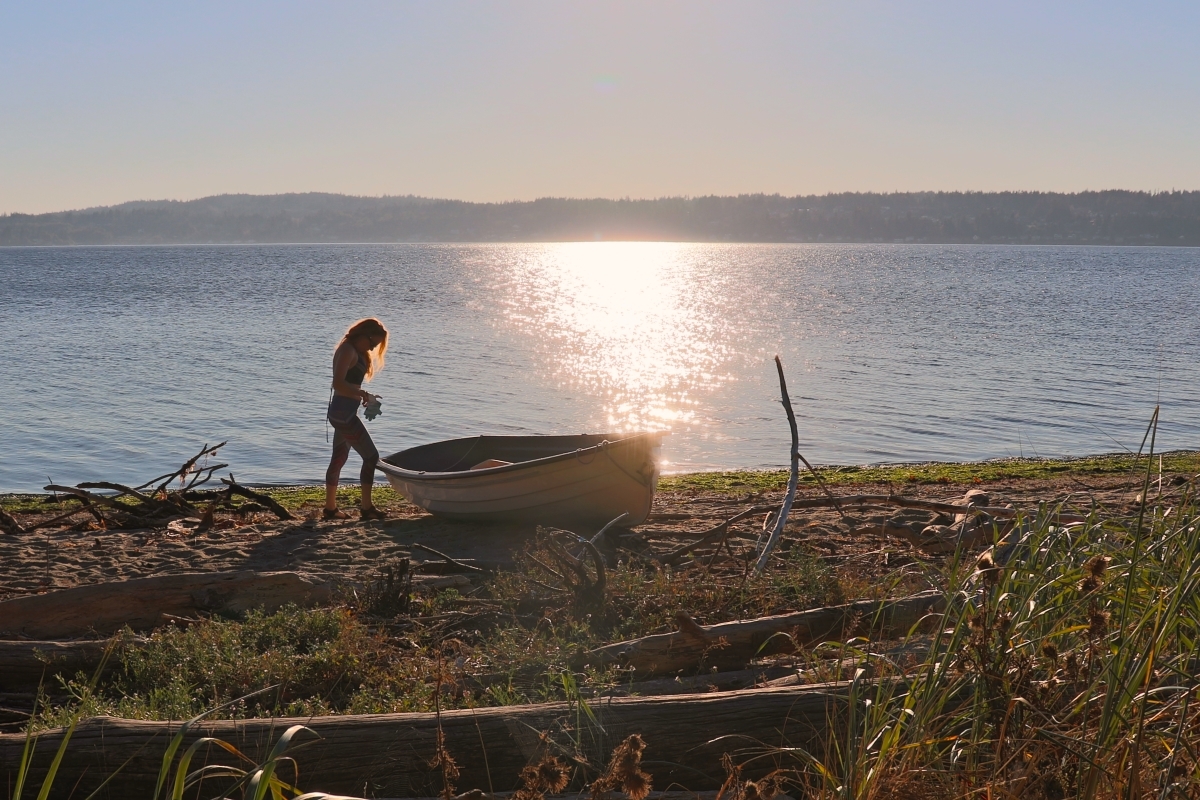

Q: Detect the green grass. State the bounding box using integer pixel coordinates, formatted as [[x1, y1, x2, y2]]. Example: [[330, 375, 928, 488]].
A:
[[658, 449, 1200, 494], [30, 541, 847, 726]]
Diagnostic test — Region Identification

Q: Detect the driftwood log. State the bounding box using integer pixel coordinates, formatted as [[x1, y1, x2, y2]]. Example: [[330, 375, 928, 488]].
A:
[[578, 591, 945, 676], [0, 639, 121, 690], [0, 682, 855, 799], [0, 571, 333, 639]]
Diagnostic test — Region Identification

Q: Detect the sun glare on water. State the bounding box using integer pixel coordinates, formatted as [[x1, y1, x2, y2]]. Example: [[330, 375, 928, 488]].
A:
[[498, 242, 733, 433]]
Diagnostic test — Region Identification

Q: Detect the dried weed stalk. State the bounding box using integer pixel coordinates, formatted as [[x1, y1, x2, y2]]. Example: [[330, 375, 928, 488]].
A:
[[715, 753, 783, 800], [430, 659, 461, 799]]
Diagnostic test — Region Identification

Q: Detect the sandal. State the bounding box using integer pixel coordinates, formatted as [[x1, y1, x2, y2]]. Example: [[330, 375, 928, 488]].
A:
[[359, 506, 387, 521], [322, 507, 350, 521]]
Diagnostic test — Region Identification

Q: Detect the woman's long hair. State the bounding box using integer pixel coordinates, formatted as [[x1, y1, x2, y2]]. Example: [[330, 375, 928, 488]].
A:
[[337, 317, 389, 381]]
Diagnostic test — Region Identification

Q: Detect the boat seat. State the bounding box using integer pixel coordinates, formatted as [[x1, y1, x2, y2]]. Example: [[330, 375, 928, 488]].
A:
[[470, 459, 513, 470]]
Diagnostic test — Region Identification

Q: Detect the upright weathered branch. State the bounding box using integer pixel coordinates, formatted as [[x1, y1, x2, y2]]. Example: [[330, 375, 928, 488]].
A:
[[754, 356, 800, 574]]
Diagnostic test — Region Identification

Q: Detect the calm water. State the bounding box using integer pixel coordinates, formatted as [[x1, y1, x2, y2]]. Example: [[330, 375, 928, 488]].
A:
[[1, 243, 1198, 493]]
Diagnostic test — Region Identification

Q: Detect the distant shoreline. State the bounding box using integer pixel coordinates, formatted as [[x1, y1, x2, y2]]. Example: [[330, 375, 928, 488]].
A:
[[4, 189, 1199, 247], [3, 240, 1198, 249]]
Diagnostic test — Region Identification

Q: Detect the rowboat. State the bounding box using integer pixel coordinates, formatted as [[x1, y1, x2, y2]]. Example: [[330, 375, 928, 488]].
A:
[[377, 432, 663, 529]]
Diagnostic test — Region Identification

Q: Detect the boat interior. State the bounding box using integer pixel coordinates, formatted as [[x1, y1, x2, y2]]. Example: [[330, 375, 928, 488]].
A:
[[382, 434, 640, 474]]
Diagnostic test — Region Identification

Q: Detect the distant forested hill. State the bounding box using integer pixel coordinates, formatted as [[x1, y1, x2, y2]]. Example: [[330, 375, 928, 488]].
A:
[[2, 190, 1199, 246]]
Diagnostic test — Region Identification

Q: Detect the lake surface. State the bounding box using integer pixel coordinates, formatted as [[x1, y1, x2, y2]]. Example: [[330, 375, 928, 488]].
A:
[[2, 243, 1198, 493]]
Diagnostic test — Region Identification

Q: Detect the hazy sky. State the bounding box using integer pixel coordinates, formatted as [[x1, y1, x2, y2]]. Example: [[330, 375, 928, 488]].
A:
[[2, 1, 1198, 214]]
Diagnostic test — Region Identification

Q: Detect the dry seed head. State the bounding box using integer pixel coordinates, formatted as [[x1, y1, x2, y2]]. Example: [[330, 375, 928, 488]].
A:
[[1041, 642, 1058, 661], [1084, 555, 1109, 578], [742, 775, 784, 800], [591, 734, 651, 800], [538, 757, 570, 793], [1064, 652, 1079, 680], [1087, 605, 1110, 640], [516, 755, 570, 800], [622, 770, 651, 800]]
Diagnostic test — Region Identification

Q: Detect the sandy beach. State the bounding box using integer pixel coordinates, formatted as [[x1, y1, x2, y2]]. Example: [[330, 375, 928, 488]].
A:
[[0, 469, 1154, 603]]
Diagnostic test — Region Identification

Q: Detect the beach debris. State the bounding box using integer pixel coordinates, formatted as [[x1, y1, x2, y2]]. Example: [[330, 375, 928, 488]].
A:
[[658, 505, 774, 566], [877, 489, 1007, 553], [576, 590, 945, 676], [24, 443, 302, 533], [38, 442, 230, 531], [589, 511, 629, 547], [528, 525, 608, 609], [0, 509, 22, 536], [0, 570, 333, 639], [412, 543, 490, 574], [219, 477, 295, 520]]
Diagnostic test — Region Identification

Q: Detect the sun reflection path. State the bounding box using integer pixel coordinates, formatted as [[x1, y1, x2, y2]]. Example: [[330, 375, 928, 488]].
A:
[[497, 242, 736, 433]]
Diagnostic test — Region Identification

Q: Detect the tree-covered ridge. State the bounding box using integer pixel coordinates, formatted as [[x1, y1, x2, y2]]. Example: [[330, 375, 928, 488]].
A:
[[3, 189, 1199, 245]]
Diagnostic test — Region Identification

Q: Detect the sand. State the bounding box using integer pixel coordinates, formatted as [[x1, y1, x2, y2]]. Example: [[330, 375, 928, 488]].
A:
[[0, 504, 534, 601], [0, 472, 1156, 603]]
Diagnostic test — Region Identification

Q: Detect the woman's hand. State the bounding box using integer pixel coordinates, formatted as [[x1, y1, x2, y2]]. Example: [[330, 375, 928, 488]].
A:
[[359, 390, 376, 406]]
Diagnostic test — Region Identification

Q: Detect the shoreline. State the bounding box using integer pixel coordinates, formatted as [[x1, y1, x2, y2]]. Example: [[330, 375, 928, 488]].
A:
[[3, 449, 1197, 509]]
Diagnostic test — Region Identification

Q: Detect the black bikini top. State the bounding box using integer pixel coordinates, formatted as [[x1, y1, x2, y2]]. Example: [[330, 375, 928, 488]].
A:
[[344, 353, 367, 386]]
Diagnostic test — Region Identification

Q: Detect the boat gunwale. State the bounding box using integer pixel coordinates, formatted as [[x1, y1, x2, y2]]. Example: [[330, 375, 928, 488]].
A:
[[377, 432, 663, 482]]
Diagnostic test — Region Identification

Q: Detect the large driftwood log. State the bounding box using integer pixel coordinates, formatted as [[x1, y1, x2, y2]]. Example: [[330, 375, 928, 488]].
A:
[[579, 591, 945, 676], [0, 639, 121, 690], [0, 571, 333, 639], [0, 682, 854, 799]]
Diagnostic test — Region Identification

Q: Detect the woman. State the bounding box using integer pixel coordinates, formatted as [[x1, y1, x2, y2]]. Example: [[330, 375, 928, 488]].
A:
[[325, 317, 389, 520]]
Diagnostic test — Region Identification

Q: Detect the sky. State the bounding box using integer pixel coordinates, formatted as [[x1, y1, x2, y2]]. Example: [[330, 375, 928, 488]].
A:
[[1, 1, 1198, 214]]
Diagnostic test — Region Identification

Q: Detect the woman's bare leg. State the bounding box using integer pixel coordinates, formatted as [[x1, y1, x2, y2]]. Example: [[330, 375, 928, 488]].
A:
[[325, 431, 351, 510], [357, 436, 380, 510]]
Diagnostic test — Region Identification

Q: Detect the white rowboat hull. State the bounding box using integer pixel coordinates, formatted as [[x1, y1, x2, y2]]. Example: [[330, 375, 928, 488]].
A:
[[377, 433, 663, 530]]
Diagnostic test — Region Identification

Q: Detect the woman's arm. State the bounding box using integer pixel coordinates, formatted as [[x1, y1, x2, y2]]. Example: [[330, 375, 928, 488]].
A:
[[331, 344, 374, 403]]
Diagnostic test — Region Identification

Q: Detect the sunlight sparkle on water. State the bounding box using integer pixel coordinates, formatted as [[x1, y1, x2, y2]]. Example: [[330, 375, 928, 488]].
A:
[[498, 242, 733, 432]]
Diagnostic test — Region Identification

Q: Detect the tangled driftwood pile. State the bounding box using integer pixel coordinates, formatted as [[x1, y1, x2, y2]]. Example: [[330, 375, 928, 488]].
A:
[[2, 443, 293, 537]]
